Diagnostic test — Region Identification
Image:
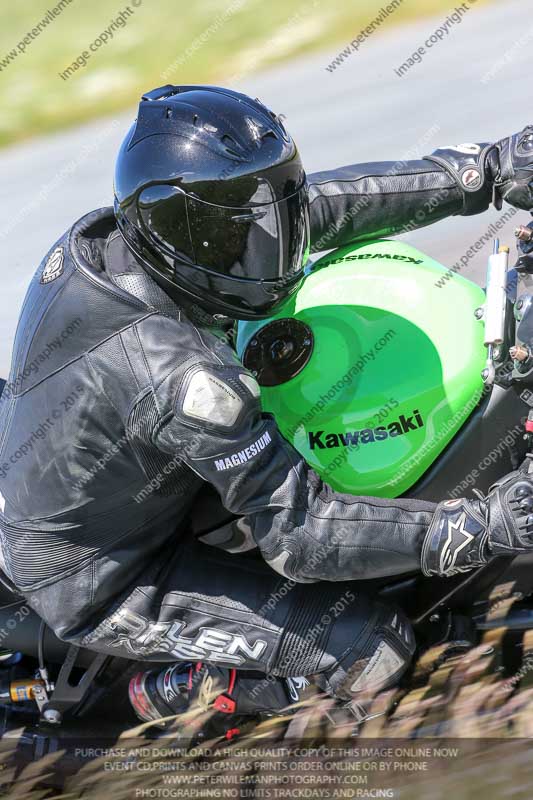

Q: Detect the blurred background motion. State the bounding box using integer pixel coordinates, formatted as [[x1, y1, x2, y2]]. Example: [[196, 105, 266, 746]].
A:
[[0, 0, 528, 374]]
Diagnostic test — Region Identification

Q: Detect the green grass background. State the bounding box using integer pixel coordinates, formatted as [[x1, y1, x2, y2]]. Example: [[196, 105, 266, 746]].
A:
[[0, 0, 492, 147]]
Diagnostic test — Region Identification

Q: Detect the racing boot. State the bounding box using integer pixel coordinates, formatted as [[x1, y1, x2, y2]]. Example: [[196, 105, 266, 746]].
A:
[[128, 662, 311, 738]]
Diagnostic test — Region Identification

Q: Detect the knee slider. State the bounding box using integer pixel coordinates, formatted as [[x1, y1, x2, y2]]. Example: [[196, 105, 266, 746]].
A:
[[324, 602, 415, 701]]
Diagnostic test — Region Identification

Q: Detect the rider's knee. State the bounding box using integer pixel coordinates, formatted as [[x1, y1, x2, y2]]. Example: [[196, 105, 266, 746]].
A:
[[268, 587, 415, 699], [320, 601, 415, 701]]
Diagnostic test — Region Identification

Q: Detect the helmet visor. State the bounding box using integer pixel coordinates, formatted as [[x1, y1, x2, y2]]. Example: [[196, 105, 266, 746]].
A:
[[182, 186, 309, 283]]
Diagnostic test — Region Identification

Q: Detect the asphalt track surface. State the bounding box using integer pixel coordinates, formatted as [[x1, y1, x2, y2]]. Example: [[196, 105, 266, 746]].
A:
[[0, 0, 530, 376]]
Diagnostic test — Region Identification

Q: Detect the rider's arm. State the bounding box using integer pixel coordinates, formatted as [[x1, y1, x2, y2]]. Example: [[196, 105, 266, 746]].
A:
[[146, 323, 530, 583], [152, 354, 437, 583], [307, 138, 521, 253]]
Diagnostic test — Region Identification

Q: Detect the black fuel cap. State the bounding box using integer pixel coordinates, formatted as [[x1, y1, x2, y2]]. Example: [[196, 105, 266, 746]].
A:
[[242, 318, 314, 387]]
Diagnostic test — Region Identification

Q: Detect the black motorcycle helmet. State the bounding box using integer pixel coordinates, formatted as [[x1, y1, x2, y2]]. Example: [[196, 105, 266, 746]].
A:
[[114, 85, 310, 320]]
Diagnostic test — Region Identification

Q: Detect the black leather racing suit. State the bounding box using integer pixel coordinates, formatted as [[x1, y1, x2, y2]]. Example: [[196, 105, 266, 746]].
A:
[[0, 155, 486, 700]]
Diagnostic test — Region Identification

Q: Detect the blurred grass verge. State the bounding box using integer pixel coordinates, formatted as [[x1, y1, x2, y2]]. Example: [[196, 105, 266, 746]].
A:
[[0, 0, 493, 148], [3, 619, 533, 797]]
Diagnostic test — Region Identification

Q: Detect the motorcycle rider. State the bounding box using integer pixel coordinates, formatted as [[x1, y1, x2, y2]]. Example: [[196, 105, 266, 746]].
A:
[[1, 84, 533, 727]]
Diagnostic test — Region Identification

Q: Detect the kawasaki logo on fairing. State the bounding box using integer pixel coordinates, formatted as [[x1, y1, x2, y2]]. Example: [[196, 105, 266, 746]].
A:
[[308, 410, 424, 450], [323, 253, 424, 266]]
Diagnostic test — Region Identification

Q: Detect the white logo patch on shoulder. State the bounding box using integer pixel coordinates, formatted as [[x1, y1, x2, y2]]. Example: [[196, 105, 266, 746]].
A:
[[40, 247, 64, 284], [182, 370, 243, 427]]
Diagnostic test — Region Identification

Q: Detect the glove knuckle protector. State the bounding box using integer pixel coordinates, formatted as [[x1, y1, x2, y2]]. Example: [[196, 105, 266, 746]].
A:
[[488, 475, 533, 554], [492, 126, 533, 211]]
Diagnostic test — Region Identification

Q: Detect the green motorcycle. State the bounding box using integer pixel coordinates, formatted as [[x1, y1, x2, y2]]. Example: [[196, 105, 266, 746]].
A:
[[236, 219, 533, 638]]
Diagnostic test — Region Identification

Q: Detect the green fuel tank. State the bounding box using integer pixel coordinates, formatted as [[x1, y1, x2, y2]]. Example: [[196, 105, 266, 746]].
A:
[[236, 239, 487, 498]]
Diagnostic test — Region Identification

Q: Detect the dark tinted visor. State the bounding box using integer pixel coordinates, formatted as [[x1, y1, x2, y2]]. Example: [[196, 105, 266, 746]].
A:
[[144, 185, 309, 283], [187, 186, 309, 281]]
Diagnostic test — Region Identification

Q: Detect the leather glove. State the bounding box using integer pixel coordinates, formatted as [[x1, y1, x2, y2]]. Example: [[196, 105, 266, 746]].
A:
[[421, 467, 533, 577], [487, 126, 533, 211], [484, 468, 533, 555], [425, 127, 533, 216]]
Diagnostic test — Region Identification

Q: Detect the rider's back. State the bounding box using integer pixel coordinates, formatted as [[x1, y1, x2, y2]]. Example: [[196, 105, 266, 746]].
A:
[[0, 208, 206, 636]]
